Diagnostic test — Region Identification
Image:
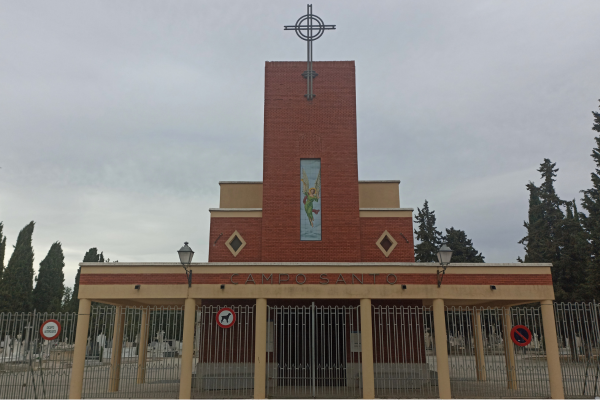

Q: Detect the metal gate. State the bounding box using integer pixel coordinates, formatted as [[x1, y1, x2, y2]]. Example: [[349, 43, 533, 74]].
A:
[[555, 302, 600, 398], [266, 303, 362, 399], [82, 305, 185, 399], [192, 304, 255, 399], [372, 304, 438, 399], [0, 311, 77, 399], [445, 306, 550, 398]]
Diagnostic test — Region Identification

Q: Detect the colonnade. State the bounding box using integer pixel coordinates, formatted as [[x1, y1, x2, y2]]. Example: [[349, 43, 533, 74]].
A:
[[68, 298, 564, 399]]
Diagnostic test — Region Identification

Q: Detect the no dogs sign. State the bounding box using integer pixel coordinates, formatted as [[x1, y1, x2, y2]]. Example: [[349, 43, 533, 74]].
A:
[[216, 308, 236, 329], [40, 319, 61, 341]]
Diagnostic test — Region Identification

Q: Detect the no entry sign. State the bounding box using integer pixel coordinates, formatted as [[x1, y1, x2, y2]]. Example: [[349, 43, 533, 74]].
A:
[[216, 307, 236, 329], [510, 325, 532, 347], [40, 319, 61, 341]]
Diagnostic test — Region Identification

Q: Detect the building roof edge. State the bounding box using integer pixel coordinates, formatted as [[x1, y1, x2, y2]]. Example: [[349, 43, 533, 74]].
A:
[[80, 262, 553, 267]]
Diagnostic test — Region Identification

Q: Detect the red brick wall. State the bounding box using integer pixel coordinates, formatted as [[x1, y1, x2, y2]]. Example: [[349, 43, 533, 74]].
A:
[[360, 217, 415, 262], [208, 218, 262, 262], [261, 61, 361, 262]]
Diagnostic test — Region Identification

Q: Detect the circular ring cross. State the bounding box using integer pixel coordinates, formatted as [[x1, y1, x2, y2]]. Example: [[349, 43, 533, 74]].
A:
[[293, 14, 326, 41]]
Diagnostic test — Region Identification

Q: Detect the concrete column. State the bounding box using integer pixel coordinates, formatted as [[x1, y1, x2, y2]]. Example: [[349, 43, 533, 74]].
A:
[[432, 299, 451, 399], [541, 300, 565, 399], [108, 306, 125, 392], [360, 299, 375, 399], [68, 298, 91, 399], [254, 298, 268, 399], [179, 298, 197, 399], [502, 308, 517, 389], [472, 310, 486, 381], [136, 308, 150, 384]]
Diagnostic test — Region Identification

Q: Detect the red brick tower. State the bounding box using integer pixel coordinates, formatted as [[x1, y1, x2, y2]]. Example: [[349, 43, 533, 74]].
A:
[[261, 61, 361, 262], [208, 61, 414, 262]]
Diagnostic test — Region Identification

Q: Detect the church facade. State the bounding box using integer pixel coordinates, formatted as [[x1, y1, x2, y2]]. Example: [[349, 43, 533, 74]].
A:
[[69, 61, 564, 399]]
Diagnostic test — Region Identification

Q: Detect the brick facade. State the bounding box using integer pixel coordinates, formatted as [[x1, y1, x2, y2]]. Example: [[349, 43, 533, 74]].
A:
[[261, 61, 361, 262], [208, 218, 262, 262], [360, 217, 415, 262], [208, 61, 415, 262]]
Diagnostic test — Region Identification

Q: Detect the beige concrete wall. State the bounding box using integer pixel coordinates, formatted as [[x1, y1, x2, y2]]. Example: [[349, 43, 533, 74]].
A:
[[219, 182, 263, 208], [216, 181, 402, 209], [78, 263, 554, 305], [358, 181, 400, 208], [79, 282, 554, 305], [359, 210, 412, 217], [209, 209, 262, 218]]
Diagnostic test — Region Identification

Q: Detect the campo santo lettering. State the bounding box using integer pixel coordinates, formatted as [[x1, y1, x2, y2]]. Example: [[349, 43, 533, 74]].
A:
[[229, 273, 399, 285]]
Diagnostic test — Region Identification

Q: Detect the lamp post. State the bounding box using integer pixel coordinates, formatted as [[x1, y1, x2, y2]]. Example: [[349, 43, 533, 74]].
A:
[[436, 243, 453, 288], [178, 242, 194, 288]]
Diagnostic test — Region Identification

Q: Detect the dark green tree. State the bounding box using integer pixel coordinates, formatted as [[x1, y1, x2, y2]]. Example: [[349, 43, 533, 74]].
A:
[[61, 287, 73, 312], [536, 160, 570, 299], [32, 242, 65, 313], [414, 200, 443, 262], [68, 248, 104, 312], [538, 159, 565, 262], [0, 222, 6, 280], [580, 100, 600, 301], [443, 227, 485, 263], [518, 183, 545, 262], [519, 159, 582, 300], [0, 222, 35, 312], [553, 201, 590, 302]]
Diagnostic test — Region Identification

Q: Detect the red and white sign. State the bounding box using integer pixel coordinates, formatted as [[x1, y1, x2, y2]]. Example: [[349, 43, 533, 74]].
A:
[[216, 307, 236, 329], [40, 319, 61, 341]]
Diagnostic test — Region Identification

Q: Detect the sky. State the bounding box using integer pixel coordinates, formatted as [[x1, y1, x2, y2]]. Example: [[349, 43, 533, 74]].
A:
[[1, 1, 600, 288]]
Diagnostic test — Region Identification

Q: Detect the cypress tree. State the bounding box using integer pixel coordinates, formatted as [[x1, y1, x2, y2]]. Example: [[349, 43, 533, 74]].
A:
[[443, 227, 485, 263], [553, 201, 590, 302], [0, 222, 6, 280], [520, 159, 571, 298], [518, 183, 545, 262], [61, 287, 73, 312], [538, 159, 565, 260], [414, 200, 443, 262], [32, 242, 65, 313], [68, 248, 104, 312], [0, 221, 35, 312], [580, 100, 600, 301], [537, 159, 568, 298]]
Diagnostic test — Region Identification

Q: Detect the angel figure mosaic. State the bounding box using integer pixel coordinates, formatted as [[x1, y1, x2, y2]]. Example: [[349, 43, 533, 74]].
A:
[[300, 159, 322, 240]]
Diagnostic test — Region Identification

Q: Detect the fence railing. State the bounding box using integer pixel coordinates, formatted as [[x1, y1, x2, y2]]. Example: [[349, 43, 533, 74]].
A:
[[372, 304, 438, 399], [445, 306, 550, 399], [0, 311, 78, 399], [0, 302, 599, 399], [266, 303, 362, 399], [555, 302, 600, 398], [193, 304, 255, 399]]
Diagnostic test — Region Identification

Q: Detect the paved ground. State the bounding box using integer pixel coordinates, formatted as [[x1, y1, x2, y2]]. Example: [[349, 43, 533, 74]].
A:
[[0, 357, 598, 399]]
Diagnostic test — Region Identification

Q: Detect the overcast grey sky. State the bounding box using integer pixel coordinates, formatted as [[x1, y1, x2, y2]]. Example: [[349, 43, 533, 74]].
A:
[[1, 1, 600, 287]]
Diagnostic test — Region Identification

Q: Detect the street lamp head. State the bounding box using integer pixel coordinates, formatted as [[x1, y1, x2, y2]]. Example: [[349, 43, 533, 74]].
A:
[[437, 243, 453, 266], [178, 242, 194, 265]]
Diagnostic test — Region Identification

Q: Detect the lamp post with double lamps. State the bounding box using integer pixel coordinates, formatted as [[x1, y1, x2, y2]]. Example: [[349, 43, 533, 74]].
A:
[[178, 242, 194, 288]]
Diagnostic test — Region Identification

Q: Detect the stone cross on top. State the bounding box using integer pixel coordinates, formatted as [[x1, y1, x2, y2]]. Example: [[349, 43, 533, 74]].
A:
[[284, 4, 336, 100]]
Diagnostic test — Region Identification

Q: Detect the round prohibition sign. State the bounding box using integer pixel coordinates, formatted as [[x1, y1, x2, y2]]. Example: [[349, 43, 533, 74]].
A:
[[216, 307, 236, 329], [40, 319, 61, 341], [510, 325, 532, 347]]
